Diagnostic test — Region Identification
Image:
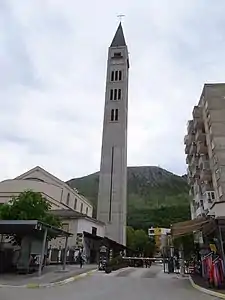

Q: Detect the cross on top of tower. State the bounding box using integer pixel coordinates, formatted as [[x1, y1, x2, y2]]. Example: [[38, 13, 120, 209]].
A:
[[117, 14, 125, 22]]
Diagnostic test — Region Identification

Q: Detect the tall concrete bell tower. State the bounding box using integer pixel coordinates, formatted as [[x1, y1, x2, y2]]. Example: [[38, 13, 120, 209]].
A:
[[97, 23, 129, 246]]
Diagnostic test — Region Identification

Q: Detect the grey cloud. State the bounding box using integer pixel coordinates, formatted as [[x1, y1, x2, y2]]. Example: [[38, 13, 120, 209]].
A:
[[1, 0, 225, 180]]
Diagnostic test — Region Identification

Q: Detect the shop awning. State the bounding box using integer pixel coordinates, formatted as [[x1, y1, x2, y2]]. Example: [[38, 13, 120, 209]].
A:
[[0, 220, 73, 237], [171, 217, 215, 238]]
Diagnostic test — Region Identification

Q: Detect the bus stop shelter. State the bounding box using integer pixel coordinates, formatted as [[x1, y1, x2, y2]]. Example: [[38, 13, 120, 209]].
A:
[[0, 220, 73, 276]]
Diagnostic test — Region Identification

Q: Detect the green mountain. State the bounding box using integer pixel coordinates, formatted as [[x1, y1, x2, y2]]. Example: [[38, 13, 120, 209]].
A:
[[66, 166, 190, 231]]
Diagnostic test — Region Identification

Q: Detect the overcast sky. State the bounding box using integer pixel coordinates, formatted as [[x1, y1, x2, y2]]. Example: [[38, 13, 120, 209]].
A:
[[1, 0, 225, 181]]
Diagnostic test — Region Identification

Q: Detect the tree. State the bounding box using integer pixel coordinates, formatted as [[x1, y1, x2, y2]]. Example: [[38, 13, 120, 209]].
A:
[[126, 226, 155, 256], [126, 226, 135, 250], [0, 190, 61, 244], [134, 229, 149, 253]]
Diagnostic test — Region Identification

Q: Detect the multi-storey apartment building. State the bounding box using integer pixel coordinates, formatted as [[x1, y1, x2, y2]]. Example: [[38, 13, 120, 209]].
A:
[[185, 83, 225, 220]]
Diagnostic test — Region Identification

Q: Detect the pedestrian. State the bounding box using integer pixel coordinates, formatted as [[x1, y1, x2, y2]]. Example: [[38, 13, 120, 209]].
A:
[[78, 251, 83, 268], [174, 256, 180, 274]]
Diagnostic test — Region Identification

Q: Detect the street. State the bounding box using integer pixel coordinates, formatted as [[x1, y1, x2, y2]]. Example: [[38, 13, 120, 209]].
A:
[[0, 265, 217, 300]]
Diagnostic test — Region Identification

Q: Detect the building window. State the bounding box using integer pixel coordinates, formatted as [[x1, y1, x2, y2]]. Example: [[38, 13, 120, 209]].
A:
[[74, 198, 77, 210], [118, 89, 121, 100], [111, 71, 114, 81], [215, 168, 220, 181], [80, 203, 83, 213], [86, 207, 88, 215], [218, 186, 223, 198], [110, 89, 113, 100], [62, 223, 69, 232], [114, 52, 122, 58], [119, 70, 122, 81], [66, 193, 70, 205], [114, 89, 117, 100], [115, 109, 119, 121], [111, 109, 114, 121], [115, 71, 118, 81], [92, 227, 97, 236], [110, 109, 119, 122], [111, 70, 122, 81]]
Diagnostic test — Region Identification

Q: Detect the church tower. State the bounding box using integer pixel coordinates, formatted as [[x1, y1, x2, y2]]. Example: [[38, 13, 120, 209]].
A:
[[97, 23, 129, 246]]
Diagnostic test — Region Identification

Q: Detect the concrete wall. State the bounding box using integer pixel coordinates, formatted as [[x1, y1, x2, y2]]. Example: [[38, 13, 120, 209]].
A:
[[49, 219, 78, 249], [77, 219, 105, 237], [0, 166, 93, 217], [97, 43, 129, 246], [0, 179, 63, 209], [49, 217, 105, 249]]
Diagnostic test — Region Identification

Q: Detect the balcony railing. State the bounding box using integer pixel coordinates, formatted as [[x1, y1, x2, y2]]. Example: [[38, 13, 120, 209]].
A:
[[187, 174, 194, 185], [193, 182, 201, 195], [200, 169, 212, 182], [186, 154, 192, 165], [194, 118, 204, 130], [194, 193, 203, 204], [195, 129, 206, 143], [190, 142, 197, 155], [185, 144, 190, 154], [187, 120, 194, 134], [199, 155, 209, 166], [184, 135, 189, 145], [196, 206, 204, 217], [199, 160, 210, 171], [197, 141, 208, 154], [192, 106, 202, 119], [192, 166, 201, 178], [201, 183, 214, 194], [190, 153, 200, 167]]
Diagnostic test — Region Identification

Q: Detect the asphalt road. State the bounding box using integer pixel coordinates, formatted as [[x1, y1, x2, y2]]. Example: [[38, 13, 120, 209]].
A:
[[0, 265, 218, 300]]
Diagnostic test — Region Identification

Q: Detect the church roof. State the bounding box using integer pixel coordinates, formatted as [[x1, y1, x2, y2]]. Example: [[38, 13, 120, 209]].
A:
[[110, 22, 126, 47]]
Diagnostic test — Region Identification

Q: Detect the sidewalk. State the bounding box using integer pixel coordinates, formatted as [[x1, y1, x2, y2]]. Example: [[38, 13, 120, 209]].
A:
[[0, 264, 97, 288], [189, 274, 225, 299]]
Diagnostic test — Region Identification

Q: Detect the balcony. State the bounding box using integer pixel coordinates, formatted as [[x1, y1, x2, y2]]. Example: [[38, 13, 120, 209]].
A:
[[190, 153, 200, 167], [192, 106, 202, 119], [193, 107, 203, 130], [195, 129, 206, 143], [193, 182, 201, 195], [196, 206, 205, 217], [187, 174, 194, 185], [185, 144, 189, 155], [201, 182, 214, 194], [184, 134, 189, 145], [194, 118, 204, 130], [199, 160, 210, 171], [185, 135, 195, 154], [194, 193, 203, 204], [199, 154, 209, 166], [192, 166, 201, 178], [187, 120, 194, 134], [197, 141, 208, 154], [200, 169, 212, 182], [190, 142, 197, 155], [186, 154, 192, 165], [184, 132, 195, 144]]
